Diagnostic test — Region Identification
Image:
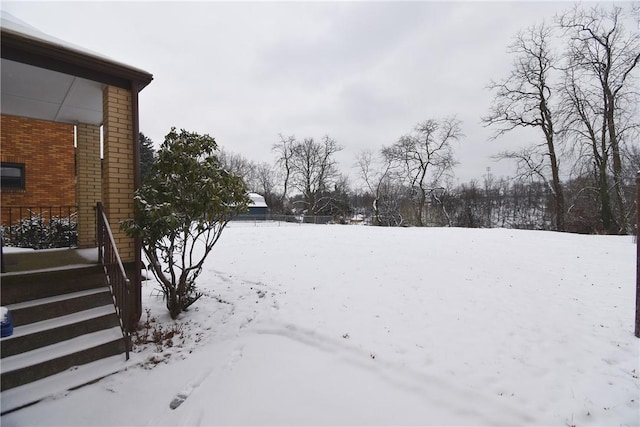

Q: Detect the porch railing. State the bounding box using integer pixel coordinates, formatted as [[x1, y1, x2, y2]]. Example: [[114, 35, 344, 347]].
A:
[[0, 206, 78, 249], [96, 202, 131, 360]]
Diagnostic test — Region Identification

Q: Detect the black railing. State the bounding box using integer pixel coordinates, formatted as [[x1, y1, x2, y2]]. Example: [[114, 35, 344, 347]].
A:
[[96, 202, 131, 360], [0, 206, 78, 249]]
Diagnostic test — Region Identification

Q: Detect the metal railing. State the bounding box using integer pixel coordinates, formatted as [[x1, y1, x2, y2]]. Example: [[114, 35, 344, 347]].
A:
[[234, 213, 337, 224], [96, 202, 131, 360], [0, 206, 78, 248]]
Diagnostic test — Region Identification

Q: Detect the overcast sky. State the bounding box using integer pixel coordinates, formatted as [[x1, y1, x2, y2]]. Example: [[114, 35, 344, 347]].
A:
[[2, 1, 612, 186]]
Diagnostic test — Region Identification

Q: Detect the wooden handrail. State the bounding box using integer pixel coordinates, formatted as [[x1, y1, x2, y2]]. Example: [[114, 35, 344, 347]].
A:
[[96, 202, 131, 360]]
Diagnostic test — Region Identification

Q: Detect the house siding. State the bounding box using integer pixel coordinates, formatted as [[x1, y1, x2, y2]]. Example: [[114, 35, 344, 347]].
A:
[[0, 114, 75, 207]]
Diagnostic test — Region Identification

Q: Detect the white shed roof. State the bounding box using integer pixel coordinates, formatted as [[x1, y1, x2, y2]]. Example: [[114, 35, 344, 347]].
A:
[[248, 193, 268, 208]]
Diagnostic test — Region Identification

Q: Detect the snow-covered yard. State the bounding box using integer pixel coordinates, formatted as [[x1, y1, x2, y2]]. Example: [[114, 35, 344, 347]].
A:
[[3, 223, 638, 426]]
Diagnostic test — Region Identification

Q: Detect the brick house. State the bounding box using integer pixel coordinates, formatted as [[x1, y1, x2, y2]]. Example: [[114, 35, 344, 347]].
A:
[[1, 115, 76, 208], [0, 12, 152, 276], [0, 13, 153, 411]]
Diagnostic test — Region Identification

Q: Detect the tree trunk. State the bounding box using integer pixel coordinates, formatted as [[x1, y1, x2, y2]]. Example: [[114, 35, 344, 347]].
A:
[[542, 98, 565, 232], [373, 197, 381, 226], [598, 163, 617, 233], [167, 287, 180, 320], [606, 89, 627, 233], [548, 150, 565, 232], [416, 187, 426, 227]]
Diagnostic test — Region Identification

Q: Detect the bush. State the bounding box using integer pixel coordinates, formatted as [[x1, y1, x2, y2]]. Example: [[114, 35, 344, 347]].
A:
[[2, 212, 77, 249], [122, 128, 250, 319]]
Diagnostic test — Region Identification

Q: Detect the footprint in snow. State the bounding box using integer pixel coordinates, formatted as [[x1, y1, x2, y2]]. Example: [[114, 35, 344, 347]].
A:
[[226, 346, 244, 371], [168, 366, 215, 410]]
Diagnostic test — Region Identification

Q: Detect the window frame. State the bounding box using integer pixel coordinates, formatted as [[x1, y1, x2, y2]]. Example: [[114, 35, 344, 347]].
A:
[[1, 162, 26, 191]]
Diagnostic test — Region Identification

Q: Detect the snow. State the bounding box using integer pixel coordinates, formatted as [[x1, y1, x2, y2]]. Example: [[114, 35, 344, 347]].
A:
[[0, 11, 151, 75], [2, 223, 638, 426], [5, 288, 107, 311], [75, 247, 99, 263], [2, 327, 123, 373], [1, 247, 37, 254], [1, 247, 100, 276], [0, 264, 99, 277], [248, 193, 268, 208], [8, 305, 115, 339], [0, 355, 129, 414]]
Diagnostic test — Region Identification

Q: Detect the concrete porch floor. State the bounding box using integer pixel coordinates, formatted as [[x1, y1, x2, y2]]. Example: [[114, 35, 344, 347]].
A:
[[1, 247, 99, 274]]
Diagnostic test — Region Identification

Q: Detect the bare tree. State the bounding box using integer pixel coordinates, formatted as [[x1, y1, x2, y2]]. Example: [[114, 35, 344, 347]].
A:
[[217, 149, 284, 215], [218, 148, 258, 191], [252, 161, 281, 212], [383, 117, 461, 226], [559, 62, 619, 232], [378, 179, 412, 226], [284, 135, 343, 216], [355, 150, 394, 226], [558, 4, 640, 233], [324, 173, 353, 220], [483, 23, 566, 231], [272, 134, 296, 208], [624, 143, 640, 177]]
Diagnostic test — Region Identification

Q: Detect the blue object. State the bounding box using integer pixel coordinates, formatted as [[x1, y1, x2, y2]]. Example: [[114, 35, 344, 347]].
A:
[[1, 307, 13, 338]]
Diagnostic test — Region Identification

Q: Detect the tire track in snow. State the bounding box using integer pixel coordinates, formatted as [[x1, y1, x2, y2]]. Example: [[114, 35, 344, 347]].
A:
[[254, 321, 536, 425], [206, 268, 535, 423]]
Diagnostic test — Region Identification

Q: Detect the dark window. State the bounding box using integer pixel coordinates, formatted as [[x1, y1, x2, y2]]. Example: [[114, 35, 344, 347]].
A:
[[1, 162, 26, 190]]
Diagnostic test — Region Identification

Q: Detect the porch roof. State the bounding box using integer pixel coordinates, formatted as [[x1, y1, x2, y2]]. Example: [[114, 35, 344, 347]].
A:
[[0, 11, 153, 126]]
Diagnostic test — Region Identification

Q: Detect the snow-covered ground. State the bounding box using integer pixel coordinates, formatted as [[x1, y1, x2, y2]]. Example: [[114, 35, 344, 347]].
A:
[[3, 223, 639, 426]]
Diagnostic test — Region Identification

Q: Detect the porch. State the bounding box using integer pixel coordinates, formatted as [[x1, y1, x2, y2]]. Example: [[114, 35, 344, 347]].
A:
[[2, 246, 96, 274], [0, 12, 152, 414]]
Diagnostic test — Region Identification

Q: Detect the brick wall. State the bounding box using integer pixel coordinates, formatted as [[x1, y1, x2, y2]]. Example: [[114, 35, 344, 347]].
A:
[[76, 123, 102, 248], [102, 85, 135, 262], [0, 115, 76, 207]]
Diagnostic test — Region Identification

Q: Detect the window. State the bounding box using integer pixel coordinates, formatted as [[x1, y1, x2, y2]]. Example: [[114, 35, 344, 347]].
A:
[[1, 162, 26, 190]]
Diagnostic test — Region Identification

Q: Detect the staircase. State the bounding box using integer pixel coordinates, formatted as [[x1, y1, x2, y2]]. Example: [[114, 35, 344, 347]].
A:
[[0, 262, 129, 414]]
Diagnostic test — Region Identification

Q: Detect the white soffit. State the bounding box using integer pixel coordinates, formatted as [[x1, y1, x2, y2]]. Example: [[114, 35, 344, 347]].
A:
[[1, 59, 105, 125]]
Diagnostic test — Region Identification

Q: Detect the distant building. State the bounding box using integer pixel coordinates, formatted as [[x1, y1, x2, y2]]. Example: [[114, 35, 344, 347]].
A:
[[236, 193, 268, 220], [349, 214, 366, 225]]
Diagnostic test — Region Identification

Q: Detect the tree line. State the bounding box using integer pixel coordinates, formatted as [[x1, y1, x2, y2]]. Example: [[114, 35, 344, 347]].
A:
[[482, 3, 639, 234], [140, 3, 639, 235]]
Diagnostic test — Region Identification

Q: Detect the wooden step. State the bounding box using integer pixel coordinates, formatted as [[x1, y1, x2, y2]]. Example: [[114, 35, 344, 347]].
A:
[[7, 288, 113, 327], [1, 327, 126, 391], [1, 265, 105, 305], [0, 354, 130, 414], [0, 256, 130, 399], [1, 305, 120, 357]]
